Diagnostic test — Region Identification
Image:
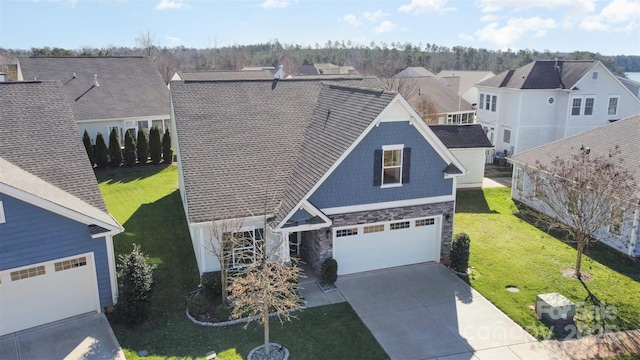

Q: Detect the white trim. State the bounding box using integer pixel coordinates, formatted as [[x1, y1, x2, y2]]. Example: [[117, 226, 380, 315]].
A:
[[76, 114, 170, 124], [276, 94, 465, 230], [0, 200, 5, 224], [0, 184, 122, 234], [607, 95, 620, 116], [381, 144, 404, 187], [321, 195, 455, 216], [299, 201, 332, 226], [105, 235, 118, 304]]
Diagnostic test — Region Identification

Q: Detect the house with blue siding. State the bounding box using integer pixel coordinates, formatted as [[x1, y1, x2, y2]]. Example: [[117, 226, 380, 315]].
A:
[[0, 81, 123, 336], [170, 76, 465, 277]]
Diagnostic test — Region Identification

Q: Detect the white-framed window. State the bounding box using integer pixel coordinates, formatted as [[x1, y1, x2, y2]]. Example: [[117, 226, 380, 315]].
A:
[[226, 228, 264, 268], [382, 145, 403, 187], [584, 97, 595, 116], [592, 71, 598, 80], [479, 94, 485, 110], [415, 218, 435, 227], [336, 228, 358, 237], [363, 224, 385, 234], [54, 257, 87, 272], [11, 265, 45, 281], [485, 94, 491, 110], [609, 206, 624, 236], [491, 95, 497, 112], [390, 221, 410, 230], [571, 98, 582, 116], [515, 167, 524, 192], [503, 129, 511, 144], [0, 201, 5, 224], [608, 96, 619, 116]]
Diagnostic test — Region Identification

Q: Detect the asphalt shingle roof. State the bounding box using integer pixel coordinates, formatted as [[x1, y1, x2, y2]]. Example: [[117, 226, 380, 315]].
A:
[[0, 81, 108, 212], [429, 124, 494, 149], [395, 67, 436, 78], [170, 78, 393, 224], [174, 70, 275, 81], [510, 114, 640, 190], [436, 70, 495, 95], [400, 77, 474, 113], [477, 60, 595, 90], [18, 56, 169, 120]]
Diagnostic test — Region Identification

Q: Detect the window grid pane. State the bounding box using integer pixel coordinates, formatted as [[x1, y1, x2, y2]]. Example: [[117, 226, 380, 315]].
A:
[[382, 149, 402, 185], [584, 98, 594, 115], [571, 98, 582, 115], [390, 221, 410, 230], [54, 257, 87, 272], [415, 218, 435, 227], [336, 228, 358, 237], [11, 265, 46, 281], [491, 95, 497, 112], [608, 97, 618, 115]]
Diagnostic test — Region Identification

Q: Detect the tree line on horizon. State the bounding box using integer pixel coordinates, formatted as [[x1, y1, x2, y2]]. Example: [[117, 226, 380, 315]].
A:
[[1, 38, 637, 84]]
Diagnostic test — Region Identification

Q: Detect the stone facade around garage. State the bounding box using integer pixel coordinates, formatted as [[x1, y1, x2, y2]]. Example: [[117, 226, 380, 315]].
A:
[[300, 201, 455, 276]]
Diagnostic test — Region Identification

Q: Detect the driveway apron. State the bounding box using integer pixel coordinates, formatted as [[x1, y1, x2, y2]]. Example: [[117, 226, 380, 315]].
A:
[[337, 263, 562, 360]]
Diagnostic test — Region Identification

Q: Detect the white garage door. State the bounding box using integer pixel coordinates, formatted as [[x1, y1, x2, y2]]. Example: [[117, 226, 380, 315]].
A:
[[0, 253, 100, 335], [333, 217, 441, 275]]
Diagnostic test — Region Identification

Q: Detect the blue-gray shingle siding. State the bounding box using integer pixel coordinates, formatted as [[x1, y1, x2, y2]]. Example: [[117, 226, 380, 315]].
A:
[[309, 122, 453, 209], [0, 193, 113, 307]]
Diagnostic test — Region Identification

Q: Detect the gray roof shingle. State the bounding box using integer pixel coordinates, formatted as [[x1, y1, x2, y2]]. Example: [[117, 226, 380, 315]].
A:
[[18, 56, 169, 121], [395, 67, 436, 78], [477, 60, 595, 90], [170, 78, 393, 224], [0, 81, 108, 212], [400, 77, 474, 113], [429, 124, 494, 149], [174, 70, 275, 81]]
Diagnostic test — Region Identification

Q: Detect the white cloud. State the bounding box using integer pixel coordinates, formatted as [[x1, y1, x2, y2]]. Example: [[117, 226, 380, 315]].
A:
[[470, 16, 556, 49], [374, 20, 397, 33], [579, 0, 640, 32], [260, 0, 291, 9], [398, 0, 450, 14], [166, 36, 182, 45], [477, 0, 596, 16], [154, 0, 189, 10], [480, 14, 500, 22], [363, 10, 386, 21], [342, 14, 362, 27]]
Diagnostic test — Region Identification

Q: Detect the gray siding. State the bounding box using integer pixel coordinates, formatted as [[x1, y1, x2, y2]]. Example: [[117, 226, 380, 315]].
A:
[[309, 122, 453, 209], [0, 194, 113, 307]]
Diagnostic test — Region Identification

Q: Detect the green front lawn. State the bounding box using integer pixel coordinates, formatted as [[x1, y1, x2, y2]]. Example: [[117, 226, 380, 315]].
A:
[[97, 166, 387, 359], [456, 187, 640, 340]]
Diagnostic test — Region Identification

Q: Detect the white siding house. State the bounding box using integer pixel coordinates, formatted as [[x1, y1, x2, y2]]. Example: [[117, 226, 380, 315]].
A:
[[476, 60, 640, 156]]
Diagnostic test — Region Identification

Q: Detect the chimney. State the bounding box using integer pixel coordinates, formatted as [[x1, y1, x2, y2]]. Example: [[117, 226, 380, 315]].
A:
[[0, 73, 5, 82], [273, 65, 284, 80]]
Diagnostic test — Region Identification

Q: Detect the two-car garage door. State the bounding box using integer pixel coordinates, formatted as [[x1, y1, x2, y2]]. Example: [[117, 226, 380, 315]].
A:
[[0, 253, 100, 335], [333, 216, 441, 275]]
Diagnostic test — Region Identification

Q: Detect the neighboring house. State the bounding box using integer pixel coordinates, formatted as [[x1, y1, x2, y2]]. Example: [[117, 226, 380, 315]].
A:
[[170, 78, 466, 276], [430, 125, 494, 189], [510, 114, 640, 257], [392, 74, 476, 125], [617, 76, 640, 98], [0, 81, 123, 336], [17, 56, 171, 148], [436, 70, 495, 106], [395, 67, 436, 78], [171, 69, 276, 81], [475, 60, 640, 156], [296, 63, 360, 76]]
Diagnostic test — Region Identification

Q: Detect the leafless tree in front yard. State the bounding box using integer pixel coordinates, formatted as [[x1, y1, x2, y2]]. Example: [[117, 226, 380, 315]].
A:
[[520, 146, 637, 278], [206, 216, 245, 303]]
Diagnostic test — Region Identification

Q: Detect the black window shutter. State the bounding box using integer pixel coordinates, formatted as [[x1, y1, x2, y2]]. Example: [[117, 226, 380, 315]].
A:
[[373, 149, 382, 186], [402, 147, 411, 184]]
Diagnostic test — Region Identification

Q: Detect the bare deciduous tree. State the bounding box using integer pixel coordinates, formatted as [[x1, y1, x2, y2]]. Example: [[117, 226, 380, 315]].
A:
[[414, 95, 440, 124], [206, 217, 245, 303], [379, 77, 420, 101], [520, 147, 637, 278]]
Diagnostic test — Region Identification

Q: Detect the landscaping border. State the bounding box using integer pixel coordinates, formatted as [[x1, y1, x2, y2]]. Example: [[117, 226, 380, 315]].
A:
[[185, 306, 306, 327]]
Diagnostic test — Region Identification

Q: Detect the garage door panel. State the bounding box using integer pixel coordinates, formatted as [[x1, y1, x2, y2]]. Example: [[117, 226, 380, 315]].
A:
[[333, 217, 441, 275], [0, 254, 100, 335]]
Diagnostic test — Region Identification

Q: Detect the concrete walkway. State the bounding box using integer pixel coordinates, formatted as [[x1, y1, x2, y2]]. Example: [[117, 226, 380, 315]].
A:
[[482, 177, 512, 188], [0, 312, 125, 360]]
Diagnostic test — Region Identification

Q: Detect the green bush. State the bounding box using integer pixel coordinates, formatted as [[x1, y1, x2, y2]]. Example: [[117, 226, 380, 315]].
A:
[[187, 292, 208, 317], [450, 232, 471, 274], [149, 126, 162, 165], [215, 302, 231, 322], [108, 128, 122, 167], [82, 130, 95, 167], [95, 132, 108, 169], [162, 128, 172, 164], [202, 271, 222, 300], [321, 258, 338, 286], [136, 129, 149, 165], [123, 130, 136, 166], [113, 244, 157, 326]]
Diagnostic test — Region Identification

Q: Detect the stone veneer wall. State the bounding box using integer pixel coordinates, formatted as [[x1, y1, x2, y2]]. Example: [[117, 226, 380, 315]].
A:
[[301, 201, 455, 276]]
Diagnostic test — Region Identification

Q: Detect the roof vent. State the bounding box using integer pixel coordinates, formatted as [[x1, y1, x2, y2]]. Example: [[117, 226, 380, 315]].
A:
[[273, 65, 284, 80], [93, 74, 100, 87]]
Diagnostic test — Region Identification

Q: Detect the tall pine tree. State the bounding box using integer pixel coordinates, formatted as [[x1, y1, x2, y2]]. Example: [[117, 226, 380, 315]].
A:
[[95, 132, 108, 169], [136, 129, 149, 165], [149, 126, 162, 165], [82, 129, 95, 167], [124, 130, 137, 166], [162, 128, 172, 164], [108, 128, 122, 167]]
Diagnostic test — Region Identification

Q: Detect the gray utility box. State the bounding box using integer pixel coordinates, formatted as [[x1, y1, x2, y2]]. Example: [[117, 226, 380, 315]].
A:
[[536, 292, 575, 322]]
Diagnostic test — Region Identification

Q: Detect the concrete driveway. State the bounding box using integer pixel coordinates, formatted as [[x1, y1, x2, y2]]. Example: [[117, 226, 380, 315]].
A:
[[337, 263, 562, 360], [0, 312, 125, 360]]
